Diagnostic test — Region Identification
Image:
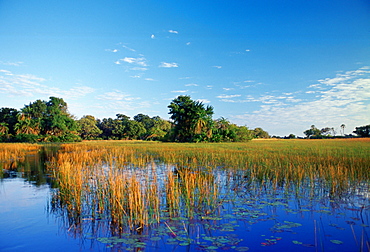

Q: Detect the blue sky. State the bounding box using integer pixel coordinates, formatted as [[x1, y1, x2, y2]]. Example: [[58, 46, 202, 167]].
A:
[[0, 0, 369, 136]]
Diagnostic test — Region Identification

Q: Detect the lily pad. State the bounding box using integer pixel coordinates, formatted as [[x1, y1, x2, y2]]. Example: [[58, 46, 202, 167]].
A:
[[235, 247, 249, 251], [330, 240, 343, 245]]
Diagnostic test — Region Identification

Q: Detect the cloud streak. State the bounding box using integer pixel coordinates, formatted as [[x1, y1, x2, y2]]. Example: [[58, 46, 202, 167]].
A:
[[159, 62, 178, 68], [230, 67, 370, 136], [0, 69, 95, 99]]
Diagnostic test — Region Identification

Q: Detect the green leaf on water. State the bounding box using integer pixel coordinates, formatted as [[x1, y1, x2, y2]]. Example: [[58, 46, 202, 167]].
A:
[[203, 236, 215, 241], [179, 242, 190, 246], [207, 246, 219, 250], [330, 240, 343, 244], [292, 240, 303, 245], [235, 247, 250, 251]]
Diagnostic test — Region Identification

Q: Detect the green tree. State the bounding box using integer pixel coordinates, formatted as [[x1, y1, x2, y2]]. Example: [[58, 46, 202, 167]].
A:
[[111, 114, 130, 139], [146, 118, 171, 140], [353, 125, 370, 137], [168, 95, 214, 142], [98, 118, 115, 139], [235, 125, 253, 141], [13, 97, 80, 142], [304, 125, 321, 138], [77, 115, 102, 140], [43, 97, 77, 136], [124, 120, 146, 140], [0, 122, 9, 135], [0, 107, 19, 135], [253, 127, 270, 139], [134, 114, 171, 140]]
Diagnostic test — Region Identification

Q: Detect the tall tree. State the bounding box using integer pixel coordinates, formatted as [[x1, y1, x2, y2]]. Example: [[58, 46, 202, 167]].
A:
[[77, 115, 102, 139], [304, 125, 321, 138], [353, 125, 370, 137], [340, 124, 346, 136], [168, 95, 214, 142], [0, 107, 19, 135]]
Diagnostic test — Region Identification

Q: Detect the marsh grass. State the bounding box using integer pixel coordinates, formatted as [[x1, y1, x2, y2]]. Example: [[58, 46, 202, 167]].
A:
[[43, 139, 370, 233], [0, 143, 41, 173]]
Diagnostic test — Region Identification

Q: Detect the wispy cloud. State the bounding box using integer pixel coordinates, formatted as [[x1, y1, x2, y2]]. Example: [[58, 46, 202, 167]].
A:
[[0, 69, 95, 99], [168, 30, 178, 34], [213, 66, 222, 69], [0, 61, 23, 66], [130, 74, 143, 78], [151, 34, 155, 39], [230, 67, 370, 136], [120, 57, 147, 66], [171, 90, 188, 93], [121, 45, 136, 52], [159, 62, 178, 68], [97, 90, 140, 101], [197, 99, 210, 104], [217, 94, 241, 99], [223, 88, 234, 91], [185, 83, 198, 87]]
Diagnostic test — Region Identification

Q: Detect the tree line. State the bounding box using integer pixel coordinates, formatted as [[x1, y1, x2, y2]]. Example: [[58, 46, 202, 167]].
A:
[[302, 124, 370, 139], [0, 95, 270, 143]]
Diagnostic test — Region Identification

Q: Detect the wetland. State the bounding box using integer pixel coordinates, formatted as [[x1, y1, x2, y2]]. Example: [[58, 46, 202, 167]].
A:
[[0, 139, 369, 251]]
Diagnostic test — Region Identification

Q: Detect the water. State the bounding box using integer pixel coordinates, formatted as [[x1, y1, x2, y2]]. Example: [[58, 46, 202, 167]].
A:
[[0, 147, 369, 251]]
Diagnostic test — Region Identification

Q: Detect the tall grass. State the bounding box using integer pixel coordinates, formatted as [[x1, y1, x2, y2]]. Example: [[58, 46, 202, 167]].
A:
[[44, 139, 370, 232], [0, 143, 41, 172]]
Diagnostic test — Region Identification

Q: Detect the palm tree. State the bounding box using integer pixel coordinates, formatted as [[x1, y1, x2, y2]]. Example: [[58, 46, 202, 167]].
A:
[[340, 124, 346, 136], [0, 122, 9, 135], [14, 113, 39, 135]]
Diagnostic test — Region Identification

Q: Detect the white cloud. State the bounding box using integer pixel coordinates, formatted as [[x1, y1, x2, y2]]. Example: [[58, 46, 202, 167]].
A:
[[185, 83, 198, 87], [217, 94, 241, 99], [0, 70, 13, 75], [168, 30, 178, 34], [145, 78, 155, 81], [159, 62, 178, 68], [213, 66, 222, 69], [121, 57, 147, 66], [197, 99, 210, 104], [223, 88, 234, 91], [151, 34, 155, 39], [186, 42, 191, 45]]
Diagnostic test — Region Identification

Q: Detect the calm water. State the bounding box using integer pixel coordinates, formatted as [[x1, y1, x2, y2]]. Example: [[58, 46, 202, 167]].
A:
[[0, 148, 369, 251]]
